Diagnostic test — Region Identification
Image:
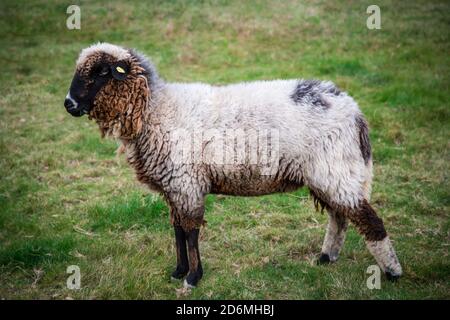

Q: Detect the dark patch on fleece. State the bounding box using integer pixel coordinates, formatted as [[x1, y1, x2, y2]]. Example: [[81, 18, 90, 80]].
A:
[[348, 199, 387, 242], [355, 115, 372, 164], [309, 190, 386, 241], [291, 79, 341, 109]]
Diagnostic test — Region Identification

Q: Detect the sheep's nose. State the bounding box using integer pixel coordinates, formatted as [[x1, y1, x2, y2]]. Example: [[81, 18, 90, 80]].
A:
[[64, 98, 75, 110]]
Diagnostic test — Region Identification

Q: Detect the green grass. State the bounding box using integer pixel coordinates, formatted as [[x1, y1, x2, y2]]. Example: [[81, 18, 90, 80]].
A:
[[0, 0, 449, 299]]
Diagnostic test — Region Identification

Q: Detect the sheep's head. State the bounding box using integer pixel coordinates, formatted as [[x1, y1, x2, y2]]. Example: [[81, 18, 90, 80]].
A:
[[64, 43, 150, 139]]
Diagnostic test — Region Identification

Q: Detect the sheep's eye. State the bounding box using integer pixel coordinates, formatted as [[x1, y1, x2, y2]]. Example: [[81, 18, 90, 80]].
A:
[[99, 67, 109, 76]]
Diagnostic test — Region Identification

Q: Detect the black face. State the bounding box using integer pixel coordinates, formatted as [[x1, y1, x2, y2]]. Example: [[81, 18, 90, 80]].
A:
[[64, 60, 129, 117]]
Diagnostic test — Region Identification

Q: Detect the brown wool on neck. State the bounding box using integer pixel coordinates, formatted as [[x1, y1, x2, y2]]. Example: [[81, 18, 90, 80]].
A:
[[89, 69, 149, 140]]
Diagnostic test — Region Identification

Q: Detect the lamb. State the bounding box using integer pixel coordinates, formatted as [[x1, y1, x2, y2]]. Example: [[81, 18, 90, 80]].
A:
[[64, 42, 402, 288]]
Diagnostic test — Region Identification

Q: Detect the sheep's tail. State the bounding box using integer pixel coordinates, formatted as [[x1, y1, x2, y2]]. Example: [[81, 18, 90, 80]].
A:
[[355, 114, 372, 166], [355, 114, 373, 200]]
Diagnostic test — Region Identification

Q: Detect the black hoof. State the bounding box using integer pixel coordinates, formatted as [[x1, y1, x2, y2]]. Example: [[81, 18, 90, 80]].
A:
[[385, 271, 401, 282], [184, 269, 203, 288], [317, 253, 331, 265], [171, 266, 189, 280]]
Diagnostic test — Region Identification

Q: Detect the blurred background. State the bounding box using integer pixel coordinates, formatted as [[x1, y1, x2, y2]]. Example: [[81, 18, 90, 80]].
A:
[[0, 0, 448, 299]]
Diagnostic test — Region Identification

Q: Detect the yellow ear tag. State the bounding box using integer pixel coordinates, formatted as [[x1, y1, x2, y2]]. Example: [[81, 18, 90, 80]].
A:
[[116, 66, 125, 73]]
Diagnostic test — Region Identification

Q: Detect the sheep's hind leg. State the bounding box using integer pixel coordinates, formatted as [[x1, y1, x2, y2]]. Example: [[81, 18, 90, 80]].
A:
[[171, 225, 189, 280], [318, 209, 348, 264], [348, 200, 402, 281], [184, 228, 203, 289]]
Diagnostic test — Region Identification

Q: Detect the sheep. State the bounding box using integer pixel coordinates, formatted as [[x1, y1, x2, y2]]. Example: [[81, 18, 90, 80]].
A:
[[64, 42, 402, 288]]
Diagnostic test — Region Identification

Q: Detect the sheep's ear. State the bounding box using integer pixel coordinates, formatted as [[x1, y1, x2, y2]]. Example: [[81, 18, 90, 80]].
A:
[[111, 61, 129, 81]]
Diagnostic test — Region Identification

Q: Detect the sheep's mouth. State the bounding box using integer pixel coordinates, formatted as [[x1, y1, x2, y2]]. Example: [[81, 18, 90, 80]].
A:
[[64, 95, 92, 117], [68, 107, 89, 117], [64, 101, 90, 117]]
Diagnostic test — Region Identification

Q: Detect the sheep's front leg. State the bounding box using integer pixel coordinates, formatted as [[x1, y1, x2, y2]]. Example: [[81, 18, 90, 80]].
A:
[[184, 228, 203, 288], [167, 190, 205, 288], [171, 226, 189, 280], [318, 209, 348, 264]]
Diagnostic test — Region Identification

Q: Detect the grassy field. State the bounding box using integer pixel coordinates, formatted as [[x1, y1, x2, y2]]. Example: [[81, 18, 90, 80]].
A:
[[0, 0, 449, 299]]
